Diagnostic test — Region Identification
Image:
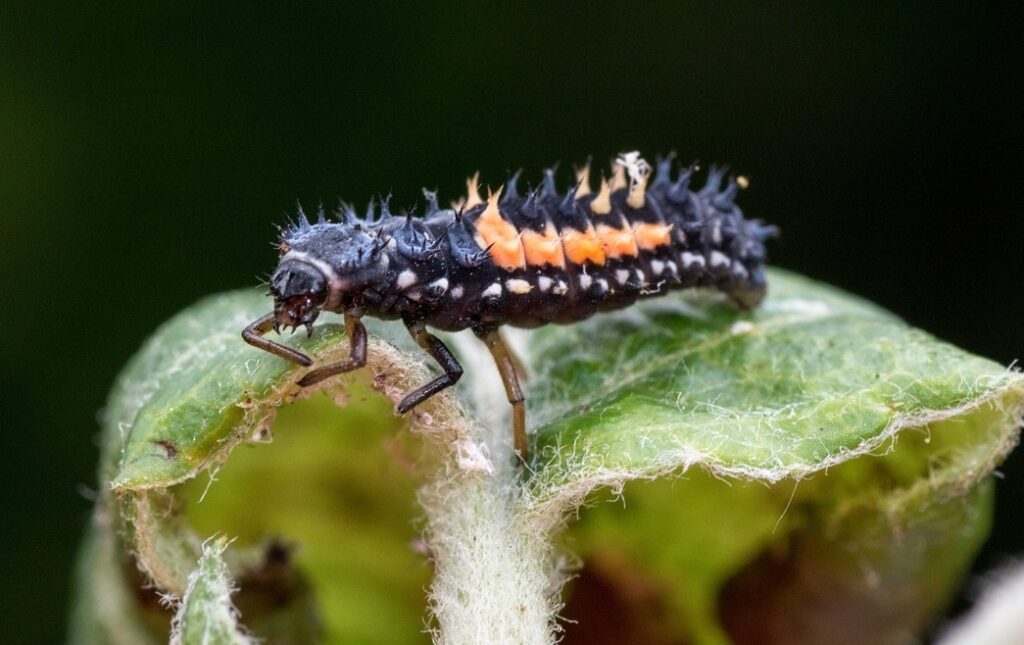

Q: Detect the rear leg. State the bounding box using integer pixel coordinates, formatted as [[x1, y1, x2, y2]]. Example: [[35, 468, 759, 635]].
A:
[[475, 326, 528, 464], [498, 327, 530, 383]]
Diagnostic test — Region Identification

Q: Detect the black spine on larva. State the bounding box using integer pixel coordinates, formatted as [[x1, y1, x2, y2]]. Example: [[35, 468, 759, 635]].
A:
[[275, 153, 777, 332]]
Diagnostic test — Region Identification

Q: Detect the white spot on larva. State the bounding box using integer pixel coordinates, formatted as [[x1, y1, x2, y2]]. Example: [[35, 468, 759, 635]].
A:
[[711, 223, 723, 245], [482, 282, 502, 299], [553, 280, 568, 295], [596, 278, 609, 293], [710, 250, 730, 269], [450, 285, 464, 299], [428, 277, 449, 292], [406, 290, 422, 301], [730, 321, 756, 335], [397, 269, 418, 289], [651, 259, 665, 275], [732, 263, 749, 279], [666, 260, 679, 276], [578, 274, 593, 290], [615, 269, 630, 284], [634, 268, 646, 284], [682, 252, 705, 268], [537, 276, 553, 292], [506, 278, 532, 295]]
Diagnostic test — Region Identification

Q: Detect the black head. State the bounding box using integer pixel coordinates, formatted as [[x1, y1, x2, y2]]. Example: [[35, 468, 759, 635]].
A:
[[272, 217, 391, 328], [269, 259, 328, 333]]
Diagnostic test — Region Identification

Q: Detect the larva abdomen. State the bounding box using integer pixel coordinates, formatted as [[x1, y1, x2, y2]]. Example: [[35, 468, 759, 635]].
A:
[[419, 153, 776, 330]]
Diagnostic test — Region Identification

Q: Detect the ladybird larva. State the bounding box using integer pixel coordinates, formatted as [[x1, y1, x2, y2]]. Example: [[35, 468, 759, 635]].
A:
[[243, 152, 779, 462]]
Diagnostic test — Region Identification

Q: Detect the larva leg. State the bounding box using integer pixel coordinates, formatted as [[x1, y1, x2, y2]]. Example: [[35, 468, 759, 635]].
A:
[[296, 314, 367, 387], [242, 312, 314, 366], [498, 327, 529, 383], [476, 327, 528, 464], [395, 321, 464, 413]]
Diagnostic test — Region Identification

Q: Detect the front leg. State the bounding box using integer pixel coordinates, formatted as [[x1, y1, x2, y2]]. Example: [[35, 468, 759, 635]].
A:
[[395, 321, 463, 413], [242, 312, 314, 366], [296, 314, 367, 387]]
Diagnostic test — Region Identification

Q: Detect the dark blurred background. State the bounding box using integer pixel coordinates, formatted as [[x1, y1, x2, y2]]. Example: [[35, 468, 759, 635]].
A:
[[1, 3, 1021, 642]]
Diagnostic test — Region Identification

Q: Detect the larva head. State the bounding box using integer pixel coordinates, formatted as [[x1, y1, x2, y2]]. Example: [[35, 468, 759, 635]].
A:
[[269, 259, 328, 332], [271, 215, 390, 330]]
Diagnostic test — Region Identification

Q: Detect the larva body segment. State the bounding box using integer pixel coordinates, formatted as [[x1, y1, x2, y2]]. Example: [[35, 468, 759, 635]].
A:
[[245, 152, 778, 461]]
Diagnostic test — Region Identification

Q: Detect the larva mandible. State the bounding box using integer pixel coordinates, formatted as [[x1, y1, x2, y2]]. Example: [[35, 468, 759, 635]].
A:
[[243, 152, 779, 462]]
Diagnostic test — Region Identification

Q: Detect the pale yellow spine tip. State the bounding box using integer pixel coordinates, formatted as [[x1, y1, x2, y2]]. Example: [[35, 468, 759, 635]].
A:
[[465, 171, 483, 208], [486, 184, 503, 207], [627, 174, 648, 209], [590, 176, 612, 214], [609, 162, 627, 191], [574, 162, 592, 199], [737, 175, 750, 189]]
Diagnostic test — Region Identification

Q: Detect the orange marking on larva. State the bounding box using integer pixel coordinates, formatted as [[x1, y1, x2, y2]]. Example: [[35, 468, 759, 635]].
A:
[[596, 221, 639, 259], [489, 237, 528, 270], [473, 185, 526, 270], [522, 224, 566, 268], [633, 222, 673, 250], [561, 225, 606, 266]]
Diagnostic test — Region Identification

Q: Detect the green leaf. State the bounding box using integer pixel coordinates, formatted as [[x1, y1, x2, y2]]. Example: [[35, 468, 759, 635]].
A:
[[71, 269, 1023, 644], [527, 269, 1019, 494], [82, 290, 437, 643], [522, 268, 1022, 641]]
